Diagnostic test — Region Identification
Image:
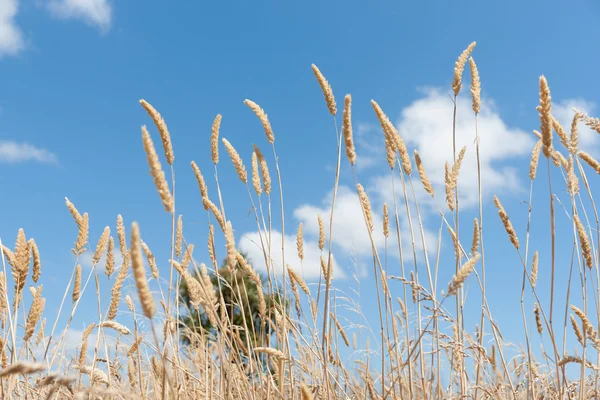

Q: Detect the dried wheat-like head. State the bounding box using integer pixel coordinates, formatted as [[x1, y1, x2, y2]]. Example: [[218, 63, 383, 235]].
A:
[[139, 99, 174, 165], [538, 76, 553, 158], [342, 94, 356, 165], [131, 222, 155, 319], [211, 114, 222, 164], [244, 99, 274, 144], [452, 41, 476, 96], [311, 64, 336, 116], [142, 125, 174, 213], [469, 57, 481, 114]]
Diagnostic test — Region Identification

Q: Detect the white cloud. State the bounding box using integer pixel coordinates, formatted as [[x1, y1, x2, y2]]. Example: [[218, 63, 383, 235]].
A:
[[238, 229, 344, 281], [294, 185, 437, 265], [395, 87, 535, 207], [0, 0, 24, 56], [79, 247, 124, 271], [47, 0, 112, 32], [0, 141, 58, 164], [551, 98, 599, 157]]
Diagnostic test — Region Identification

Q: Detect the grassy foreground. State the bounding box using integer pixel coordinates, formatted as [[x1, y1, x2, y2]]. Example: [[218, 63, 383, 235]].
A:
[[1, 41, 600, 399]]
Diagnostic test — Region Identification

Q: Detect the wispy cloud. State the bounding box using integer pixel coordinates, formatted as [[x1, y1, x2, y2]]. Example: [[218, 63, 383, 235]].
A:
[[0, 0, 24, 56], [0, 141, 58, 164], [47, 0, 112, 32], [238, 229, 343, 281], [396, 87, 535, 207]]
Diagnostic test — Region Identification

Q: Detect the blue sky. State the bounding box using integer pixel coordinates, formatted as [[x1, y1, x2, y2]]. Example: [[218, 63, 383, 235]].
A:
[[1, 0, 600, 371]]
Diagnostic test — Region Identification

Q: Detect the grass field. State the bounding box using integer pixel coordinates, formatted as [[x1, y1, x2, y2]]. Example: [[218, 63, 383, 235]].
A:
[[1, 41, 600, 399]]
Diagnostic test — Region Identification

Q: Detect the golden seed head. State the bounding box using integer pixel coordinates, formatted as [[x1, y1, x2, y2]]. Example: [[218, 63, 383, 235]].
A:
[[311, 64, 337, 116], [244, 99, 274, 144], [469, 57, 481, 114], [452, 41, 476, 96], [211, 114, 222, 164]]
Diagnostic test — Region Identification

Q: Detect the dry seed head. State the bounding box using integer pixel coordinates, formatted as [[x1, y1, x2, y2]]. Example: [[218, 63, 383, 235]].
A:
[[574, 108, 600, 134], [573, 214, 592, 269], [300, 382, 314, 400], [552, 116, 569, 150], [0, 362, 45, 378], [529, 140, 543, 180], [254, 347, 286, 359], [318, 214, 325, 251], [251, 151, 262, 195], [296, 223, 304, 261], [73, 213, 89, 256], [224, 221, 236, 269], [493, 195, 520, 250], [208, 224, 217, 267], [23, 286, 44, 341], [131, 222, 155, 319], [108, 254, 129, 320], [222, 138, 247, 183], [29, 239, 41, 283], [116, 214, 127, 257], [105, 236, 115, 277], [447, 253, 481, 296], [570, 113, 579, 154], [320, 256, 328, 281], [567, 155, 579, 195], [191, 161, 209, 207], [471, 218, 480, 255], [78, 323, 95, 366], [139, 99, 174, 165], [383, 203, 389, 238], [65, 197, 83, 224], [371, 99, 397, 169], [92, 226, 110, 265], [469, 57, 481, 114], [99, 320, 131, 335], [181, 243, 194, 269], [211, 114, 222, 164], [175, 214, 183, 258], [36, 318, 46, 346], [203, 197, 225, 231], [288, 266, 310, 296], [534, 304, 543, 334], [141, 241, 159, 279], [452, 41, 476, 96], [578, 151, 600, 175], [128, 335, 143, 356], [244, 99, 274, 144], [342, 94, 356, 165], [142, 125, 174, 213], [414, 150, 434, 196], [538, 76, 553, 158], [450, 146, 467, 187], [356, 184, 373, 232], [571, 314, 584, 346], [125, 295, 134, 312], [12, 229, 30, 309], [330, 313, 350, 347], [531, 250, 539, 288], [311, 64, 336, 116], [72, 265, 81, 303], [394, 132, 413, 175], [445, 162, 455, 211], [571, 305, 597, 339], [252, 144, 271, 195]]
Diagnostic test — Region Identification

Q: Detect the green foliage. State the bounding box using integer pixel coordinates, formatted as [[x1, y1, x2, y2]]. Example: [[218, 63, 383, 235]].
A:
[[177, 252, 288, 362]]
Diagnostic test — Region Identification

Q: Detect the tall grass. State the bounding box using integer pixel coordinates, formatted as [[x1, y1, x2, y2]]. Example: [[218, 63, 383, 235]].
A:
[[0, 41, 599, 399]]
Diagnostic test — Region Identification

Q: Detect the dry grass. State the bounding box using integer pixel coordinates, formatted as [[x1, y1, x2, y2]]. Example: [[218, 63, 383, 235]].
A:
[[0, 40, 599, 400]]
